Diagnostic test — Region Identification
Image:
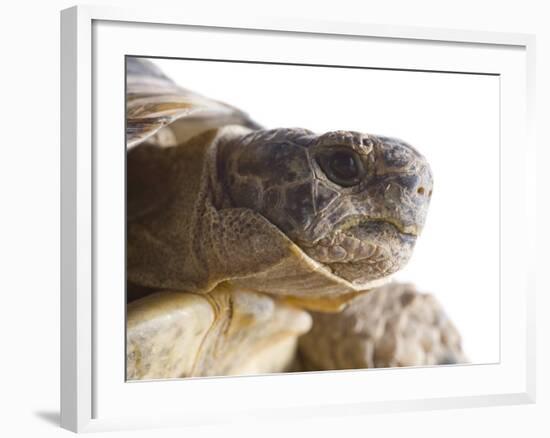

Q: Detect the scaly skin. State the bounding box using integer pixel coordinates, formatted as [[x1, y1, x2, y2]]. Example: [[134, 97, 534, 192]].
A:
[[298, 283, 467, 371]]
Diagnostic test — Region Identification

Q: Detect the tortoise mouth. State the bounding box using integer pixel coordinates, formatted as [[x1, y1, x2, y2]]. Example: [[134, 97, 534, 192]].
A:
[[299, 220, 417, 285], [326, 215, 420, 239]]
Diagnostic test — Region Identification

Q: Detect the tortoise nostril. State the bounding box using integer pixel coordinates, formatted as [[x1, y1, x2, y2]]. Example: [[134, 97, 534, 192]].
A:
[[417, 187, 425, 196]]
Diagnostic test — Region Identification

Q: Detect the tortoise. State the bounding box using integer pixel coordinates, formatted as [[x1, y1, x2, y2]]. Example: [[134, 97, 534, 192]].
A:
[[125, 58, 465, 380]]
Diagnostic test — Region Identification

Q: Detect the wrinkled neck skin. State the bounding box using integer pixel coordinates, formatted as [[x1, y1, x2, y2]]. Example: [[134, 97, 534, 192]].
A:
[[128, 126, 314, 295]]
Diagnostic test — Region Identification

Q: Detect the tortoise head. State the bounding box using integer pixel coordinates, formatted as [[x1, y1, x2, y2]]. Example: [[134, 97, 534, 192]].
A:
[[219, 128, 433, 285]]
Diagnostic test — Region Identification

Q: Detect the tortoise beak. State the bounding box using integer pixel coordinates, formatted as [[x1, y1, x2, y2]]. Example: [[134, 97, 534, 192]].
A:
[[372, 136, 434, 237]]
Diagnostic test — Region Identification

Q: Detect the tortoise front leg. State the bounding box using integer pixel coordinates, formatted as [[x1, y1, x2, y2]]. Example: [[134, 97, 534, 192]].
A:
[[297, 283, 467, 371]]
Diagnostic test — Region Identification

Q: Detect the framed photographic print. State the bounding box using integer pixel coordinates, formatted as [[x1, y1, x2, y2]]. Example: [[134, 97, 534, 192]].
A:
[[60, 5, 536, 433]]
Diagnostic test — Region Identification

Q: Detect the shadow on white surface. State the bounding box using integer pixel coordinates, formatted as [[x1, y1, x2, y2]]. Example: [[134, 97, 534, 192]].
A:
[[34, 411, 59, 428]]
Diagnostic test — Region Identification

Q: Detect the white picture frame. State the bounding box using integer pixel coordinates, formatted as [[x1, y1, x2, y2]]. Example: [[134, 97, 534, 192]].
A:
[[60, 5, 536, 433]]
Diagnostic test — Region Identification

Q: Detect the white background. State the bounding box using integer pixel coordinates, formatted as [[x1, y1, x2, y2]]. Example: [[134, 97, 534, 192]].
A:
[[154, 58, 500, 364], [0, 1, 547, 438]]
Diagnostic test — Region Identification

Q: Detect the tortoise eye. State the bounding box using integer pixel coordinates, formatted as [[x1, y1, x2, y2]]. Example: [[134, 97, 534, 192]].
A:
[[317, 149, 364, 187]]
